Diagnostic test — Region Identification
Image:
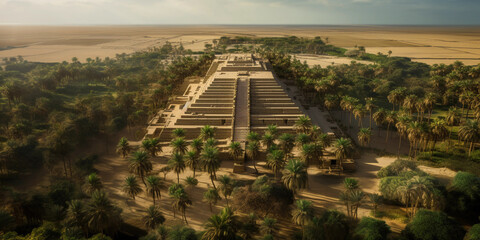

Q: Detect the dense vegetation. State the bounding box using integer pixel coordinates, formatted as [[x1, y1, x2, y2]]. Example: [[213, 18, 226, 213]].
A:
[[0, 43, 214, 239]]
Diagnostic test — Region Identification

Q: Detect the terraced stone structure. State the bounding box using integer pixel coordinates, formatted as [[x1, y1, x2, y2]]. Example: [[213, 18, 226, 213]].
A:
[[146, 54, 305, 172]]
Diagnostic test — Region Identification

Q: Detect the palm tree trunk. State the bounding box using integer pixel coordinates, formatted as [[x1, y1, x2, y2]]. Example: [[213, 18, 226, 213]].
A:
[[469, 141, 474, 157], [62, 156, 68, 178], [152, 195, 156, 205], [253, 158, 258, 174], [386, 123, 391, 143], [177, 173, 180, 184], [398, 135, 402, 157], [211, 175, 216, 189], [369, 110, 372, 129], [193, 168, 196, 178]]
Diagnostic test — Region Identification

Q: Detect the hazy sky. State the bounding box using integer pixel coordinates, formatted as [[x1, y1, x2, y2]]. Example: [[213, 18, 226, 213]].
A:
[[0, 0, 479, 25]]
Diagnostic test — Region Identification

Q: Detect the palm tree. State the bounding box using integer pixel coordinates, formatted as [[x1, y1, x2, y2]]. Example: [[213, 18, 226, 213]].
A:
[[407, 121, 424, 159], [203, 188, 221, 212], [385, 111, 397, 143], [430, 119, 448, 152], [185, 150, 200, 177], [142, 138, 162, 157], [459, 119, 480, 157], [446, 107, 461, 152], [246, 141, 260, 174], [260, 217, 277, 235], [122, 176, 142, 200], [403, 95, 418, 116], [296, 133, 311, 148], [353, 104, 366, 127], [202, 207, 238, 240], [171, 137, 188, 155], [348, 189, 365, 219], [201, 146, 220, 188], [116, 137, 131, 158], [145, 175, 162, 205], [217, 175, 235, 206], [365, 97, 375, 128], [168, 152, 186, 183], [266, 150, 285, 179], [282, 159, 308, 197], [190, 138, 204, 154], [388, 87, 406, 111], [128, 151, 153, 186], [368, 193, 383, 217], [266, 124, 278, 138], [357, 128, 372, 146], [86, 190, 122, 234], [228, 141, 243, 161], [198, 135, 215, 147], [171, 188, 192, 224], [292, 199, 314, 240], [262, 133, 275, 151], [279, 133, 295, 159], [66, 200, 87, 233], [294, 116, 313, 134], [200, 125, 215, 141], [247, 131, 261, 142], [373, 108, 386, 134], [396, 115, 410, 156], [309, 125, 322, 141], [83, 173, 103, 194], [143, 205, 165, 230], [172, 128, 186, 138], [333, 138, 353, 168], [300, 143, 315, 167], [424, 93, 437, 122]]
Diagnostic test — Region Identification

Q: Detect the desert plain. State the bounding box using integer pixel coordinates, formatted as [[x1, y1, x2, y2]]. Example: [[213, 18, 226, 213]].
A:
[[1, 25, 480, 66]]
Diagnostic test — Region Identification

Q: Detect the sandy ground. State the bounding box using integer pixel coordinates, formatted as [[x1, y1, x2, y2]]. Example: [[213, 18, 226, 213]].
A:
[[1, 25, 480, 65], [95, 141, 456, 235], [293, 54, 373, 67]]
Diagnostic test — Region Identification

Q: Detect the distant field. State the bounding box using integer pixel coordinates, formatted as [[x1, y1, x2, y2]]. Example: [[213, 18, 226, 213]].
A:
[[1, 25, 480, 65]]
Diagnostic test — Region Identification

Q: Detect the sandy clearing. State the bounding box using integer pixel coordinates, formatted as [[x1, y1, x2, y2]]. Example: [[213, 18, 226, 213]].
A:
[[293, 54, 373, 67]]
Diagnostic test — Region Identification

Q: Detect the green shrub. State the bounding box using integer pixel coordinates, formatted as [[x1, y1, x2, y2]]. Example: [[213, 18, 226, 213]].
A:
[[377, 159, 417, 178], [465, 224, 480, 240], [354, 217, 390, 240], [401, 209, 465, 240], [446, 172, 480, 221]]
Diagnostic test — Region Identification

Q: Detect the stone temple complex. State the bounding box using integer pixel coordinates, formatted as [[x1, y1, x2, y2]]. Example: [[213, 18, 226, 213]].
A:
[[146, 54, 345, 172]]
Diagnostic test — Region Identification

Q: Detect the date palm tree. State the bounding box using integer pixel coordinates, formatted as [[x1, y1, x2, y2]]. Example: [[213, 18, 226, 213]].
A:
[[190, 138, 204, 154], [200, 125, 215, 141], [203, 187, 221, 213], [66, 200, 87, 233], [309, 125, 322, 141], [205, 138, 218, 148], [368, 193, 383, 217], [202, 207, 239, 240], [201, 146, 220, 188], [122, 176, 142, 200], [171, 188, 192, 224], [365, 97, 375, 128], [171, 137, 188, 155], [142, 138, 162, 157], [357, 128, 372, 147], [333, 138, 353, 168], [228, 141, 243, 161], [83, 173, 103, 195], [143, 205, 165, 230], [261, 133, 275, 151], [86, 190, 122, 234], [296, 133, 311, 149], [172, 128, 185, 138], [424, 93, 437, 122], [267, 149, 285, 179], [168, 152, 186, 184], [260, 217, 277, 235], [430, 119, 448, 152], [459, 119, 480, 157], [282, 159, 308, 197], [128, 151, 152, 186], [185, 150, 200, 177], [294, 116, 313, 134], [353, 104, 366, 127], [385, 111, 397, 143], [279, 133, 296, 159], [116, 137, 131, 158], [217, 175, 235, 206], [300, 143, 315, 167], [247, 131, 261, 142], [407, 121, 424, 159], [246, 141, 260, 174], [292, 199, 314, 240], [145, 175, 162, 205], [373, 108, 386, 134], [446, 107, 461, 152], [396, 115, 410, 156], [266, 124, 278, 138]]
